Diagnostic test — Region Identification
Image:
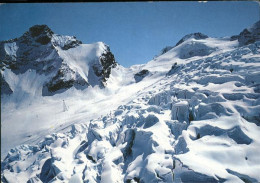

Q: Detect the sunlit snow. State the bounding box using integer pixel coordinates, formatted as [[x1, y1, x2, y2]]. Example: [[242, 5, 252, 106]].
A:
[[1, 22, 260, 183]]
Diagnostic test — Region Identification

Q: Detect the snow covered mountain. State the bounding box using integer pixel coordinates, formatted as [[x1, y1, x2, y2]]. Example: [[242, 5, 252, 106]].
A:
[[231, 21, 260, 46], [1, 21, 260, 183], [0, 25, 117, 97]]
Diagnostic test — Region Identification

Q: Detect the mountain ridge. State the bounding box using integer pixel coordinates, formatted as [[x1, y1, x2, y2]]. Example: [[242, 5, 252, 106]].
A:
[[1, 24, 117, 96], [1, 21, 260, 183], [156, 20, 260, 58]]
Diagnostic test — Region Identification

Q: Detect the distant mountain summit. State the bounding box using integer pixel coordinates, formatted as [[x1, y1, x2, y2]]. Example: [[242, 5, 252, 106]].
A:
[[231, 20, 260, 46], [155, 32, 214, 59], [0, 25, 117, 96], [156, 21, 260, 59], [156, 33, 209, 58], [1, 21, 260, 183], [175, 32, 209, 47]]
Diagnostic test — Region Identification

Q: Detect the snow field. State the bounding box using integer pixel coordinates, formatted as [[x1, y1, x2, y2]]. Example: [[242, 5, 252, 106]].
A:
[[1, 25, 260, 182]]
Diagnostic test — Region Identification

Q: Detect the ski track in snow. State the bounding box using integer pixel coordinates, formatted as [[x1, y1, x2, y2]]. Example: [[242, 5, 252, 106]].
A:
[[1, 23, 260, 183]]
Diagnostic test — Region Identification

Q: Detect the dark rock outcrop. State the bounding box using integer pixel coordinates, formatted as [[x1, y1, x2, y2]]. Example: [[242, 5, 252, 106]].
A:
[[62, 38, 82, 50], [231, 20, 260, 46], [1, 73, 13, 96], [96, 45, 117, 82], [167, 62, 182, 76], [161, 46, 173, 54], [0, 25, 61, 75], [42, 64, 89, 96], [21, 25, 54, 46], [155, 46, 174, 57], [1, 25, 117, 96], [134, 69, 150, 83]]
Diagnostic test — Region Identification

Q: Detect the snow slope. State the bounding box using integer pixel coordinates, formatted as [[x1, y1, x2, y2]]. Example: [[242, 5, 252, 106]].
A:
[[1, 21, 260, 183], [0, 25, 117, 97]]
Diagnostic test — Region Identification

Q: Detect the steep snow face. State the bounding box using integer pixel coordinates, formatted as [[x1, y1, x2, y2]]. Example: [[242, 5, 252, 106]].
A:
[[1, 22, 260, 183], [154, 33, 207, 59], [155, 32, 209, 58], [154, 35, 238, 62], [2, 41, 260, 183], [0, 25, 117, 97], [144, 37, 238, 74], [0, 25, 118, 156], [56, 42, 116, 88], [175, 32, 209, 47], [177, 40, 216, 59]]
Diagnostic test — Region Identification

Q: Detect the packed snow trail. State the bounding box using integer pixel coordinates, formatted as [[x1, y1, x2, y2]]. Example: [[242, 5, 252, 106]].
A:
[[1, 22, 260, 182], [2, 40, 260, 182]]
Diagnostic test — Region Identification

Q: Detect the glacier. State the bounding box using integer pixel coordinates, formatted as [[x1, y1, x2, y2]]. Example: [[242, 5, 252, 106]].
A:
[[1, 21, 260, 183]]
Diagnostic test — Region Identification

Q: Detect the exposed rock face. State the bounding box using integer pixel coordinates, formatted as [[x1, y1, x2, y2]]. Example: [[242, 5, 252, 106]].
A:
[[231, 20, 260, 46], [160, 46, 174, 54], [28, 25, 54, 45], [0, 25, 117, 96], [0, 25, 61, 75], [1, 21, 260, 183], [42, 63, 89, 96], [155, 46, 174, 57], [94, 45, 117, 83], [1, 73, 13, 95], [134, 69, 150, 83], [51, 35, 82, 50], [167, 62, 182, 76]]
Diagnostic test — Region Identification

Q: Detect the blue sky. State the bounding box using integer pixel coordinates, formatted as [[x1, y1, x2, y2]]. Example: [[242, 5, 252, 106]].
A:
[[0, 2, 259, 67]]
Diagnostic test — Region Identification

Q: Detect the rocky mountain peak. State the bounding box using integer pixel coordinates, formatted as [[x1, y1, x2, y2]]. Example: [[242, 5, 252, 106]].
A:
[[246, 20, 260, 34], [230, 20, 260, 46], [237, 20, 260, 46], [1, 21, 260, 183], [20, 24, 54, 45], [28, 24, 54, 38], [0, 25, 118, 96], [175, 32, 209, 47]]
